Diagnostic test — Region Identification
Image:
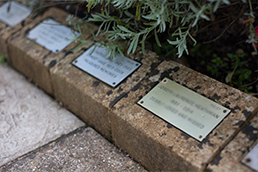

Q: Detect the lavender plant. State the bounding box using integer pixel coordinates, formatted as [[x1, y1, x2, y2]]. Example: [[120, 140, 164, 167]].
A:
[[18, 0, 257, 59], [67, 0, 256, 59]]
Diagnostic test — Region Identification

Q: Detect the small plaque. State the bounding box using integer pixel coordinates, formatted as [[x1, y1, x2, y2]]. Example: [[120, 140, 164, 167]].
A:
[[241, 142, 258, 171], [137, 77, 231, 141], [72, 44, 141, 87], [0, 1, 31, 27], [26, 18, 80, 54]]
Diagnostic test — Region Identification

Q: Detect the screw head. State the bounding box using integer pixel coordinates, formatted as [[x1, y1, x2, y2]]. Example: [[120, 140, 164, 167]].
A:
[[245, 158, 251, 163]]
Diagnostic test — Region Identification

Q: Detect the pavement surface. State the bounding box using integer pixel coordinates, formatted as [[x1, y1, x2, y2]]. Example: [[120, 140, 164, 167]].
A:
[[0, 63, 145, 171]]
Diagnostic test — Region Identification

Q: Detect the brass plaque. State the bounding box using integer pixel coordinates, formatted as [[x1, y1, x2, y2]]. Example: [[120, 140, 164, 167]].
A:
[[137, 77, 231, 141]]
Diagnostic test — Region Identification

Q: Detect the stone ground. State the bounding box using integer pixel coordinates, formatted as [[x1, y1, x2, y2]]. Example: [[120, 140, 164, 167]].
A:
[[0, 63, 145, 171]]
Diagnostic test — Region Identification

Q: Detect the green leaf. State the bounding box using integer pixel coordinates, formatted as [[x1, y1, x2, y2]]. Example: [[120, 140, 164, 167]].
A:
[[141, 33, 148, 54], [213, 0, 221, 12], [226, 53, 234, 58], [225, 72, 233, 83], [167, 39, 179, 45], [136, 1, 141, 20], [117, 25, 134, 34], [87, 0, 95, 12], [226, 65, 237, 83], [0, 55, 6, 63], [127, 34, 139, 54], [77, 23, 84, 40], [154, 29, 161, 47], [132, 35, 139, 53], [240, 61, 248, 66]]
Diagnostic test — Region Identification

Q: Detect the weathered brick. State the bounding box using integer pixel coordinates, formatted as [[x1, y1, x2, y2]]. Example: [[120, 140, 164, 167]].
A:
[[50, 38, 163, 140], [110, 60, 258, 171], [207, 112, 258, 171], [0, 1, 33, 63], [8, 7, 98, 95]]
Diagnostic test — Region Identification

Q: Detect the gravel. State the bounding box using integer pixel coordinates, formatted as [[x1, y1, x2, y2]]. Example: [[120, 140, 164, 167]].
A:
[[0, 127, 146, 171]]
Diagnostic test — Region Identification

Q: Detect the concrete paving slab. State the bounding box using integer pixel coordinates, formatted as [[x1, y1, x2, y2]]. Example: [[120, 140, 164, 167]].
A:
[[0, 63, 85, 166], [0, 127, 146, 171], [110, 59, 258, 171], [206, 112, 258, 171]]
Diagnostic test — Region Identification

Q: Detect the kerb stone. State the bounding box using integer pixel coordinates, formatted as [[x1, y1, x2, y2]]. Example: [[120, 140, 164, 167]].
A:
[[0, 1, 33, 64], [7, 7, 98, 95], [50, 38, 163, 140], [110, 60, 258, 171], [207, 112, 258, 171]]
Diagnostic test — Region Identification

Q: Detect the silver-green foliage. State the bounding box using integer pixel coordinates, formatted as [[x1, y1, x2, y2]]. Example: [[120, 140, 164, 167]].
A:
[[69, 0, 256, 58]]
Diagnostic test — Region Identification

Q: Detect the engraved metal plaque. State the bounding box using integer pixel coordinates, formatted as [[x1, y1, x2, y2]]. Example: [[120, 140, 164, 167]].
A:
[[241, 141, 258, 171], [26, 18, 80, 54], [0, 1, 31, 27], [72, 44, 141, 87], [137, 77, 231, 141]]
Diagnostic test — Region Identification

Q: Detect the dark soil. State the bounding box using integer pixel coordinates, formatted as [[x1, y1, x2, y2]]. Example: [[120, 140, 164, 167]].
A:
[[187, 38, 258, 94], [184, 9, 258, 97]]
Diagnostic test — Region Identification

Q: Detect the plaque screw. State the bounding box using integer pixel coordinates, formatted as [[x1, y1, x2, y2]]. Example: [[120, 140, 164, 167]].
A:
[[163, 79, 167, 83], [74, 60, 77, 63], [223, 110, 227, 113], [199, 135, 202, 139], [56, 50, 59, 53], [112, 82, 116, 85], [140, 101, 144, 104], [245, 158, 251, 163], [135, 63, 139, 66]]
